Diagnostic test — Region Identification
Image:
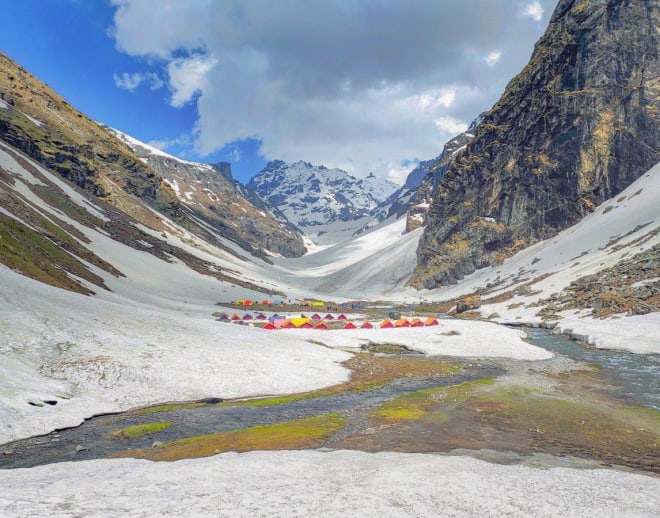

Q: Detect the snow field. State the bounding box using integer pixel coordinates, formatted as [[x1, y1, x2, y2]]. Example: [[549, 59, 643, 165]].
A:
[[1, 450, 658, 517]]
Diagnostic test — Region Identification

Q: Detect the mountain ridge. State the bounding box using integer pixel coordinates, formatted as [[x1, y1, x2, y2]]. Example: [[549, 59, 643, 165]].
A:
[[247, 160, 398, 242]]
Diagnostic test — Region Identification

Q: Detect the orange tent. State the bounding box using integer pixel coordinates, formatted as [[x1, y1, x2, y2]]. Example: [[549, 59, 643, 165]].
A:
[[379, 320, 394, 328], [424, 317, 439, 326], [410, 318, 424, 327], [314, 322, 329, 330], [395, 318, 410, 327]]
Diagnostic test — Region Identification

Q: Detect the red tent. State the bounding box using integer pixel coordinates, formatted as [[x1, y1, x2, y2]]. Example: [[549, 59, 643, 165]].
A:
[[410, 318, 424, 327], [395, 318, 411, 328], [337, 314, 348, 321], [311, 313, 322, 320], [379, 320, 394, 328], [343, 322, 357, 329], [231, 314, 241, 321], [314, 322, 329, 330], [263, 322, 276, 330], [242, 314, 253, 321], [424, 317, 439, 326], [255, 314, 267, 320], [324, 314, 335, 320], [361, 321, 374, 329]]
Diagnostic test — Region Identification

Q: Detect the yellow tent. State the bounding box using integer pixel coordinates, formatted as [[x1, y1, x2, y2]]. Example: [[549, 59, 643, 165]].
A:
[[289, 317, 312, 328]]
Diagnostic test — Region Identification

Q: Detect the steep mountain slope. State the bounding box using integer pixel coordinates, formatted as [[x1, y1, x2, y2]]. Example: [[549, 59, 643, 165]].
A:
[[107, 128, 306, 258], [0, 53, 179, 224], [415, 161, 659, 344], [0, 52, 300, 264], [412, 0, 660, 289], [0, 139, 280, 296], [247, 160, 398, 233]]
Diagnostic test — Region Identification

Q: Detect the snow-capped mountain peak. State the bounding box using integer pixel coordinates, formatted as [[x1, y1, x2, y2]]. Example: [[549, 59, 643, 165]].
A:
[[247, 161, 398, 232]]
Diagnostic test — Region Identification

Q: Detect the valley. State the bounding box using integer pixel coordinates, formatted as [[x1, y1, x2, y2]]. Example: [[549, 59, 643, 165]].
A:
[[1, 0, 659, 515]]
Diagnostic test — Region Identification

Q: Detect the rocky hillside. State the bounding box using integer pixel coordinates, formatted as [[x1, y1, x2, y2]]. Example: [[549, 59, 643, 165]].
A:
[[0, 52, 303, 263], [107, 129, 306, 258], [411, 0, 659, 289], [247, 160, 398, 230]]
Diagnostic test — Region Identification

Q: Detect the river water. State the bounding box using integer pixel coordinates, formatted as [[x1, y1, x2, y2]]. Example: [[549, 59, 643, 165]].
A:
[[1, 325, 658, 470], [520, 326, 660, 411]]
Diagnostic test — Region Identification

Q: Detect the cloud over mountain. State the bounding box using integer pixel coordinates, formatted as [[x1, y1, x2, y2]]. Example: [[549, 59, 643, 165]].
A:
[[109, 0, 554, 182]]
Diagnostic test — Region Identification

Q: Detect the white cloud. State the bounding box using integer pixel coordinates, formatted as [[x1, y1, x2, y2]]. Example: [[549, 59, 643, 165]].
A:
[[167, 54, 218, 108], [484, 51, 502, 67], [521, 2, 544, 22], [110, 1, 552, 179], [113, 71, 164, 92]]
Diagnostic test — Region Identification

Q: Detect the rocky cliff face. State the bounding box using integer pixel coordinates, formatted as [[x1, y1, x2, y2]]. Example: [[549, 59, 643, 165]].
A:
[[403, 119, 480, 232], [411, 0, 660, 289]]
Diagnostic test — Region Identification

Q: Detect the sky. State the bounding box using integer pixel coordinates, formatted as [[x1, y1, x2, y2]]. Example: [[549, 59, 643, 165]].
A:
[[1, 0, 555, 184]]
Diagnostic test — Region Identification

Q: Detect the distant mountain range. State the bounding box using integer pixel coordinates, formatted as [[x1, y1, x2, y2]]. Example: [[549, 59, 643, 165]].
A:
[[247, 160, 399, 231]]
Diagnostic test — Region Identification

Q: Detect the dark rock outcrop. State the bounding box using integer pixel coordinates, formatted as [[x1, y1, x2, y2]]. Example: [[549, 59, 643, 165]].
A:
[[411, 0, 660, 289]]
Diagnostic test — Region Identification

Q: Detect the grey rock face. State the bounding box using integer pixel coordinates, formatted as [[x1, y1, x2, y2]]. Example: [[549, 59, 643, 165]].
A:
[[412, 0, 660, 289]]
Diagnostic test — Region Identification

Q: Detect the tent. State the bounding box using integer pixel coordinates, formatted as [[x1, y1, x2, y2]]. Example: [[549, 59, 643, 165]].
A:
[[395, 318, 411, 327], [314, 322, 329, 330], [379, 320, 394, 328], [360, 321, 374, 329], [263, 322, 276, 330], [230, 314, 241, 321], [337, 314, 348, 321], [410, 318, 424, 327], [281, 320, 296, 329], [312, 301, 325, 307], [242, 314, 253, 321], [324, 314, 335, 320], [255, 313, 267, 320], [343, 322, 357, 329], [216, 313, 229, 320], [424, 317, 439, 326], [289, 317, 311, 328], [310, 313, 322, 320]]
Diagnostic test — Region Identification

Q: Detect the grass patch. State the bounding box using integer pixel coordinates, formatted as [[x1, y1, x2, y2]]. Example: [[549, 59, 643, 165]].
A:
[[112, 413, 346, 462], [129, 402, 206, 415], [103, 421, 173, 440]]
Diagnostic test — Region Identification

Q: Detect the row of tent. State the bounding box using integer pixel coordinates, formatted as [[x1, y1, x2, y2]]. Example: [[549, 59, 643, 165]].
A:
[[262, 316, 440, 330], [217, 313, 352, 322], [233, 300, 328, 307]]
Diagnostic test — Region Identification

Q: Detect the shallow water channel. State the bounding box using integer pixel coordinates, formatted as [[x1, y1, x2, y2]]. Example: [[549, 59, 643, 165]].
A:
[[1, 326, 658, 470], [520, 326, 660, 411]]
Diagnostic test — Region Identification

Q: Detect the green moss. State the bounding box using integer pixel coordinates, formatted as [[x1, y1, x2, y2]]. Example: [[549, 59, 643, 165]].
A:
[[113, 413, 346, 461], [129, 402, 206, 415], [104, 421, 173, 440]]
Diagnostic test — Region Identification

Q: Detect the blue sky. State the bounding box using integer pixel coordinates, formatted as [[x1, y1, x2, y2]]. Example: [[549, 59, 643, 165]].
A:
[[1, 1, 555, 184]]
